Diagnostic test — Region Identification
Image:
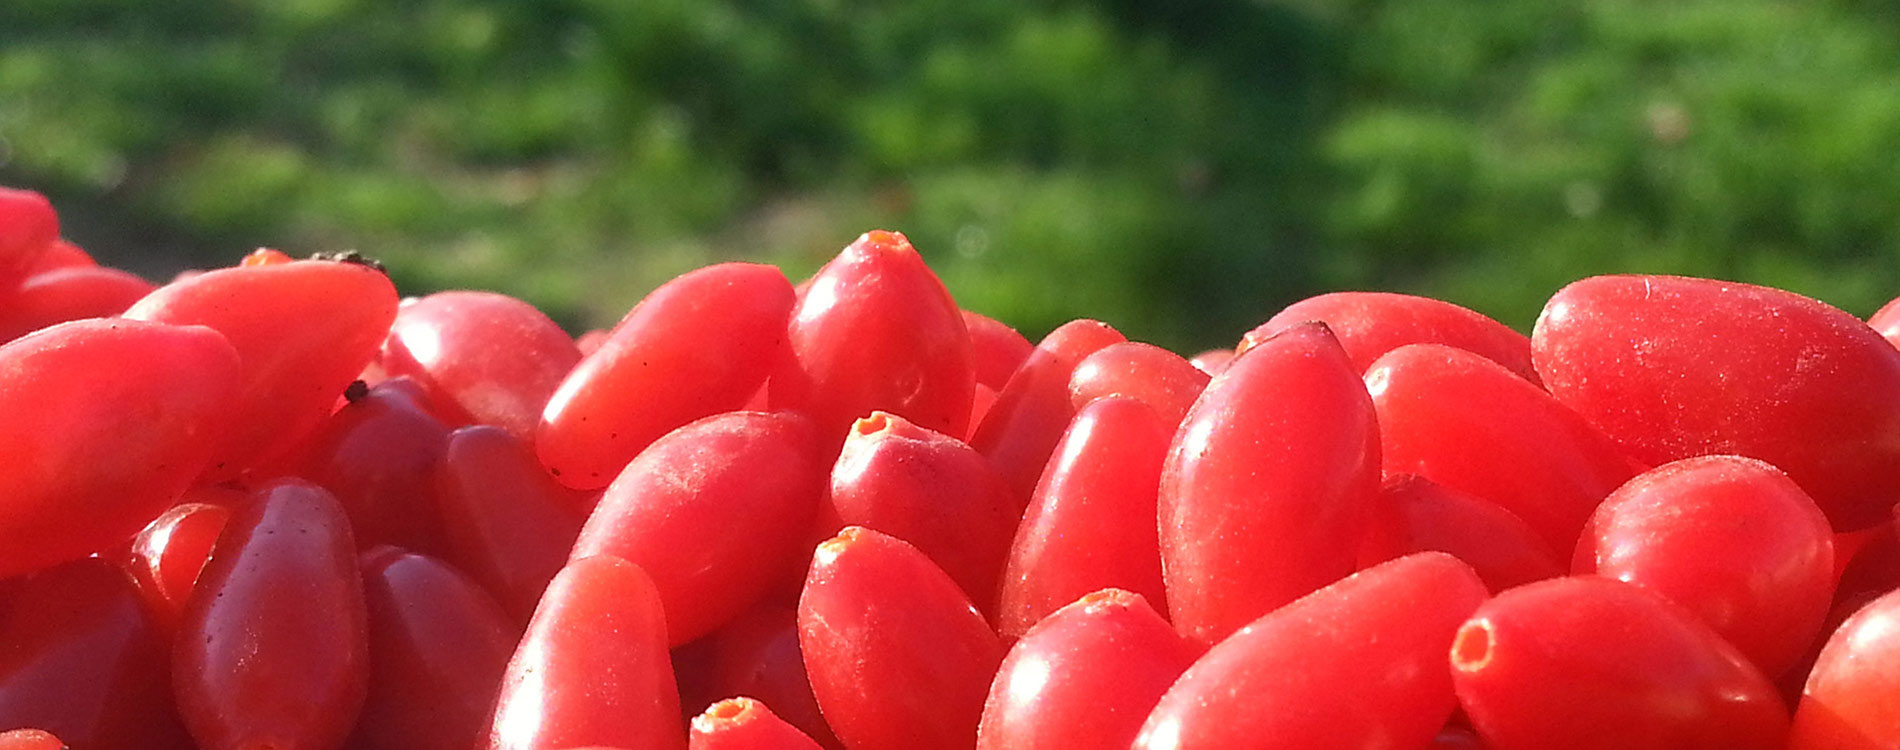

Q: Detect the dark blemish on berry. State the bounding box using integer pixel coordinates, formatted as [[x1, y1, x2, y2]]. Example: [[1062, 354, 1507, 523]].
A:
[[309, 250, 388, 275]]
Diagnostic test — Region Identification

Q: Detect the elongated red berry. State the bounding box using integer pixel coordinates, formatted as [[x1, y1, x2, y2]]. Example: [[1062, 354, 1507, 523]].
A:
[[485, 555, 683, 750], [1248, 291, 1537, 382], [1534, 274, 1900, 530], [0, 266, 154, 341], [1066, 342, 1209, 427], [572, 411, 827, 645], [1368, 343, 1634, 553], [771, 231, 974, 441], [434, 426, 588, 623], [0, 559, 190, 750], [971, 319, 1125, 505], [0, 729, 65, 750], [827, 411, 1019, 615], [685, 603, 841, 748], [1452, 576, 1788, 750], [174, 480, 370, 750], [0, 319, 240, 578], [295, 378, 452, 554], [540, 263, 793, 489], [354, 550, 517, 750], [799, 527, 1004, 750], [979, 590, 1198, 750], [1136, 553, 1486, 750], [125, 258, 399, 477], [996, 397, 1171, 639], [1576, 455, 1835, 678], [1357, 475, 1562, 593], [1160, 322, 1379, 645], [384, 290, 581, 441]]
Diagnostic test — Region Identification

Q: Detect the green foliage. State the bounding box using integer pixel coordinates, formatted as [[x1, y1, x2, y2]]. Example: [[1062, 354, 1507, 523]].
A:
[[2, 0, 1898, 349]]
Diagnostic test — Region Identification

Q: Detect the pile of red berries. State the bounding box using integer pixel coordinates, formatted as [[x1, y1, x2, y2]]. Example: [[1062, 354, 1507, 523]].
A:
[[0, 183, 1898, 750]]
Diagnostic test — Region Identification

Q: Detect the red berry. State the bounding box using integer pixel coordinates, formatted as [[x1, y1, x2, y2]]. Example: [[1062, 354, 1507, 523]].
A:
[[0, 319, 240, 578], [1790, 586, 1900, 748], [771, 231, 975, 441], [174, 480, 370, 750], [1452, 576, 1789, 750], [996, 396, 1171, 639], [827, 411, 1019, 616], [1160, 321, 1379, 645], [354, 549, 517, 750], [1136, 553, 1487, 750], [384, 290, 581, 441], [125, 258, 400, 477], [1576, 455, 1836, 679], [485, 555, 683, 750], [540, 263, 794, 489], [1534, 274, 1900, 530], [979, 589, 1198, 750], [689, 699, 824, 750], [798, 527, 1004, 750], [572, 411, 828, 646]]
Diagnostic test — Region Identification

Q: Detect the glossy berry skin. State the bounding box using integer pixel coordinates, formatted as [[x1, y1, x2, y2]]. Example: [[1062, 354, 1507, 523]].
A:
[[996, 397, 1171, 639], [1136, 553, 1486, 750], [1368, 343, 1634, 554], [1576, 455, 1835, 679], [827, 411, 1020, 615], [689, 699, 824, 750], [0, 319, 240, 578], [0, 729, 64, 750], [798, 527, 1005, 750], [1789, 587, 1900, 749], [540, 263, 794, 489], [971, 319, 1125, 505], [295, 378, 453, 554], [963, 310, 1034, 390], [433, 426, 588, 623], [1187, 349, 1233, 376], [574, 328, 609, 357], [979, 590, 1199, 750], [0, 266, 155, 341], [24, 239, 94, 274], [1066, 341, 1209, 427], [383, 290, 581, 441], [174, 480, 369, 750], [124, 502, 233, 632], [0, 558, 190, 750], [1247, 291, 1538, 382], [572, 411, 828, 645], [1869, 295, 1900, 349], [1451, 576, 1789, 750], [485, 555, 683, 750], [685, 604, 841, 748], [770, 231, 974, 441], [353, 549, 518, 750], [1533, 274, 1900, 530], [0, 187, 57, 292], [1160, 322, 1380, 645], [1357, 475, 1562, 593], [124, 258, 400, 477]]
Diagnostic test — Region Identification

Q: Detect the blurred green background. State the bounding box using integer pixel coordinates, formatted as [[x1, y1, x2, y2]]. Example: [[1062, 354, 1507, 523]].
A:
[[4, 0, 1899, 351]]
